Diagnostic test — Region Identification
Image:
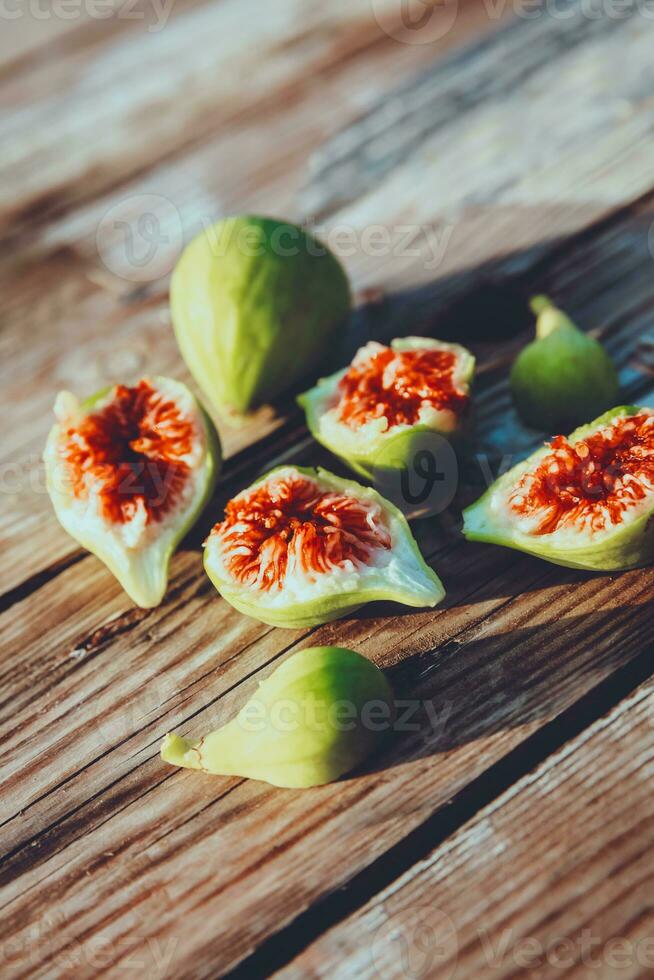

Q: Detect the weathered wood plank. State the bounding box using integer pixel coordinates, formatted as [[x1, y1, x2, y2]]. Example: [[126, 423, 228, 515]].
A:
[[2, 187, 652, 594], [0, 0, 471, 233], [1, 554, 652, 976], [0, 0, 205, 80], [278, 676, 654, 980], [0, 0, 462, 591], [2, 6, 654, 978], [3, 3, 654, 590], [300, 6, 654, 300], [1, 196, 652, 850]]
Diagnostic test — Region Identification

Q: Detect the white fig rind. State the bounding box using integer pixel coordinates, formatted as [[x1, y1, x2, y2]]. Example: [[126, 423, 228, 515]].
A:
[[204, 465, 445, 627]]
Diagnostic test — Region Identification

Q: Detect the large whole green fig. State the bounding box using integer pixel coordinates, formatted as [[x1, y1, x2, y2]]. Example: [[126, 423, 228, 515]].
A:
[[203, 464, 445, 627], [171, 216, 351, 417], [43, 376, 221, 607], [463, 406, 654, 571], [510, 296, 619, 430], [161, 646, 395, 788]]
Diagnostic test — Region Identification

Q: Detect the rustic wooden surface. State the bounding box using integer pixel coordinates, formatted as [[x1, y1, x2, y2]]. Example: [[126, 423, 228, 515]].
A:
[[1, 2, 653, 978]]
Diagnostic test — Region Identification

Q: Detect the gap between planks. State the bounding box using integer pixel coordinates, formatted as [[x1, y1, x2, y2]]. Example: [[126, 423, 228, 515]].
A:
[[226, 646, 654, 979]]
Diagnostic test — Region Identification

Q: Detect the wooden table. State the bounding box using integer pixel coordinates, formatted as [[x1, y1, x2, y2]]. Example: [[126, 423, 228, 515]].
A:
[[2, 2, 653, 977]]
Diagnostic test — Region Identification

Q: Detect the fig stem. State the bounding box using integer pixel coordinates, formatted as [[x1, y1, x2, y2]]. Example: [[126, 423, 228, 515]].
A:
[[161, 733, 201, 770], [530, 295, 573, 340], [529, 294, 554, 316]]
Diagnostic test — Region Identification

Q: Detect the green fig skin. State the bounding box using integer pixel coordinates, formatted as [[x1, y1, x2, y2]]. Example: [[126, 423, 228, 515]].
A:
[[463, 406, 654, 572], [171, 216, 351, 417], [161, 647, 395, 788], [510, 296, 619, 431], [298, 338, 475, 508], [44, 377, 222, 608], [203, 465, 445, 628]]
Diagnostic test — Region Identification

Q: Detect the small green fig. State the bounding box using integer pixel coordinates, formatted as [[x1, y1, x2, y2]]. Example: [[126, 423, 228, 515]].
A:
[[510, 296, 619, 430], [463, 406, 654, 571], [161, 646, 395, 788], [298, 338, 475, 495], [170, 216, 351, 417], [203, 464, 445, 628], [43, 377, 221, 607]]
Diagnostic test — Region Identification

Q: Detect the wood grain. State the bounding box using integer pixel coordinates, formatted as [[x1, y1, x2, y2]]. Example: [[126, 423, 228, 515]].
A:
[[278, 676, 654, 980], [3, 0, 654, 588], [1, 548, 652, 976], [2, 3, 654, 978], [0, 0, 481, 589], [0, 0, 493, 234]]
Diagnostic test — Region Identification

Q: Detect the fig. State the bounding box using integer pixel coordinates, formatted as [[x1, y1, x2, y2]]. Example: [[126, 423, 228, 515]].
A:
[[170, 216, 351, 417], [510, 296, 619, 430], [463, 406, 654, 571], [203, 464, 445, 627], [43, 377, 221, 608], [298, 337, 475, 490], [161, 646, 395, 788]]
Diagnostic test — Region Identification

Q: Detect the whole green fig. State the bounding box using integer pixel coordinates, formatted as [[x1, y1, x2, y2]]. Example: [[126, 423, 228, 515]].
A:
[[170, 216, 351, 417], [161, 646, 395, 788], [510, 296, 619, 430]]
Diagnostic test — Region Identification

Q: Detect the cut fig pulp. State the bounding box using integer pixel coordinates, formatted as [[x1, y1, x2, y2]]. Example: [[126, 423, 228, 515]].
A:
[[204, 465, 445, 627], [44, 377, 221, 607], [463, 406, 654, 571], [298, 338, 475, 486]]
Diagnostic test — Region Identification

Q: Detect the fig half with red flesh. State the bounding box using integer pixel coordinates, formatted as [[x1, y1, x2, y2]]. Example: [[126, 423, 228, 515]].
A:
[[298, 338, 475, 485], [44, 377, 221, 607], [204, 465, 445, 627], [463, 406, 654, 571]]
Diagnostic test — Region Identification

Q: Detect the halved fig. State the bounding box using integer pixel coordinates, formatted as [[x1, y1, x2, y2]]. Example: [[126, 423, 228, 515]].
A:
[[44, 377, 221, 607], [463, 406, 654, 571], [204, 465, 444, 627], [298, 337, 475, 485]]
